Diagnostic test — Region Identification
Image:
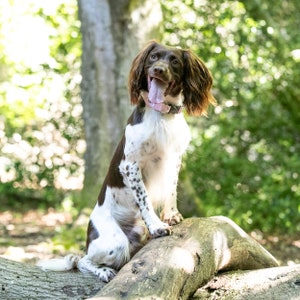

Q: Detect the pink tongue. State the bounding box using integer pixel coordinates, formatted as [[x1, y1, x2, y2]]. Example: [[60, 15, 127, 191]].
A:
[[148, 78, 167, 104]]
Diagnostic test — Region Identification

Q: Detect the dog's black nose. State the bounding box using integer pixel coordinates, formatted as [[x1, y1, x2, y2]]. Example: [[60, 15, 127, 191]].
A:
[[153, 66, 165, 74]]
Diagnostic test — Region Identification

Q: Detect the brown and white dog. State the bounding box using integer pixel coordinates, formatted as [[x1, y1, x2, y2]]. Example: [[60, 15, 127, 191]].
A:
[[39, 41, 216, 282]]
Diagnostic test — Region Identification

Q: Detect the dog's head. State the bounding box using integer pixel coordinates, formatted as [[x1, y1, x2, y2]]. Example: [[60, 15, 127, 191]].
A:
[[128, 40, 216, 116]]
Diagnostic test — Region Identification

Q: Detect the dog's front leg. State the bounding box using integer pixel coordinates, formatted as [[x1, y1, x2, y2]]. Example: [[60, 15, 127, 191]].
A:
[[162, 157, 183, 226], [120, 160, 171, 237]]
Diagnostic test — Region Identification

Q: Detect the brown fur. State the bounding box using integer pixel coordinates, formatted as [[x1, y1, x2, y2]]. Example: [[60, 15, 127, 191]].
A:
[[128, 40, 216, 116]]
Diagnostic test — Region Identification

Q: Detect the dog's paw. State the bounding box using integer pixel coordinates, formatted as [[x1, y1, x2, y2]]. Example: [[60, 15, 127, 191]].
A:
[[95, 267, 116, 282], [164, 212, 183, 226], [65, 254, 80, 267], [149, 222, 172, 238]]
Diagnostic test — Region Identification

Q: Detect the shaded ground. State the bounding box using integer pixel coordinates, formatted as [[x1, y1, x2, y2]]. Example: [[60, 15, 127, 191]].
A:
[[0, 209, 74, 263], [0, 209, 299, 266]]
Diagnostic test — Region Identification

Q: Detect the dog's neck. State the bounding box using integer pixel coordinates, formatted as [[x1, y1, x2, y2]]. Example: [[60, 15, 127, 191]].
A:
[[140, 90, 184, 114]]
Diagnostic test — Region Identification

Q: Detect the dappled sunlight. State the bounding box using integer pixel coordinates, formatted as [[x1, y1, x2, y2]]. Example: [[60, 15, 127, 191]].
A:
[[212, 229, 231, 270], [1, 1, 50, 68], [168, 247, 194, 273], [250, 230, 300, 266], [1, 243, 53, 263], [291, 49, 300, 60], [211, 216, 249, 239], [0, 0, 83, 192], [131, 0, 162, 44], [0, 209, 76, 264]]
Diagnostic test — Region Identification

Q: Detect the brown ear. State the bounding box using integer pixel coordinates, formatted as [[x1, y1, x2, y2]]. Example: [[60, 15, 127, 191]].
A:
[[182, 50, 216, 116], [128, 40, 159, 104]]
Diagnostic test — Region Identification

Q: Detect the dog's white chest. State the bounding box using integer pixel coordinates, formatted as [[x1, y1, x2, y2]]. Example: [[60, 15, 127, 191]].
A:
[[123, 109, 191, 206], [124, 109, 191, 160]]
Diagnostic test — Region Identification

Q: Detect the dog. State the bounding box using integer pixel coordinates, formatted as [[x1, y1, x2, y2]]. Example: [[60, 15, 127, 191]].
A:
[[38, 41, 216, 282]]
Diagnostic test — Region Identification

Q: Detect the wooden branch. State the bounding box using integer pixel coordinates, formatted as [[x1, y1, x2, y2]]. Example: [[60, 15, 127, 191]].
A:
[[1, 217, 294, 300], [193, 264, 300, 299], [0, 257, 104, 300], [89, 216, 279, 299]]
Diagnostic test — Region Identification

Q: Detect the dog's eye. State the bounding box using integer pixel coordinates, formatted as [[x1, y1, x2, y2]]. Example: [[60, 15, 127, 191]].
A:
[[150, 54, 158, 61], [172, 59, 180, 66]]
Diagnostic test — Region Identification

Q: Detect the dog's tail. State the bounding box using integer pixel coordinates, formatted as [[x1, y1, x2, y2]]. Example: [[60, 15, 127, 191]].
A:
[[37, 254, 80, 272]]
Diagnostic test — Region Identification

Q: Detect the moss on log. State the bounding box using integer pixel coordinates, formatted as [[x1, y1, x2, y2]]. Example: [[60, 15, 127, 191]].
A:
[[90, 216, 278, 299]]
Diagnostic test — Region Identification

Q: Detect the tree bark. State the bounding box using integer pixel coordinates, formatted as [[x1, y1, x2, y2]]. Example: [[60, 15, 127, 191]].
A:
[[0, 257, 105, 300], [77, 0, 163, 206], [2, 217, 297, 300], [90, 216, 279, 299], [193, 264, 300, 300]]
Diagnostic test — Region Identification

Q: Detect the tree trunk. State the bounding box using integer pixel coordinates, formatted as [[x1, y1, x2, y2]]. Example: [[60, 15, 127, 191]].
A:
[[2, 217, 297, 300], [77, 0, 163, 206]]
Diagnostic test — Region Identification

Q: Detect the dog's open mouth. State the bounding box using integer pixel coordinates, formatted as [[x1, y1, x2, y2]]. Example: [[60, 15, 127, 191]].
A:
[[147, 76, 174, 104]]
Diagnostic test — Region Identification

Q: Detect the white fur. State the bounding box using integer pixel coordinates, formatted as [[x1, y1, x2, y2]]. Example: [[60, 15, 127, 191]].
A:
[[37, 254, 79, 272], [124, 93, 190, 208], [38, 92, 192, 282]]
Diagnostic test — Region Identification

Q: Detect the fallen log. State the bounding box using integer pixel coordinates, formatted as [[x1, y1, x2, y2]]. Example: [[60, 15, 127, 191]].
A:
[[193, 264, 300, 299], [90, 216, 279, 299], [1, 216, 296, 300], [0, 256, 104, 299]]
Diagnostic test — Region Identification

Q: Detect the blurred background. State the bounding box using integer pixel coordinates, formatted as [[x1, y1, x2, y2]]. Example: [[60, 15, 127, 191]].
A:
[[0, 0, 299, 265]]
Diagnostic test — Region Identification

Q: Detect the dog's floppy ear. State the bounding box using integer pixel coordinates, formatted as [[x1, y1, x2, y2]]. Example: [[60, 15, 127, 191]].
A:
[[182, 50, 216, 116], [128, 40, 159, 104]]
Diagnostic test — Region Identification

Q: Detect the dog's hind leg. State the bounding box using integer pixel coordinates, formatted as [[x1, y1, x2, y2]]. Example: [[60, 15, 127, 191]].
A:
[[78, 212, 131, 282], [77, 255, 117, 282]]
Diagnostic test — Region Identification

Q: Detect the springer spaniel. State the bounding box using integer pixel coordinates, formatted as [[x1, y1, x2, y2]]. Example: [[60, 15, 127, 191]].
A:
[[39, 41, 216, 282]]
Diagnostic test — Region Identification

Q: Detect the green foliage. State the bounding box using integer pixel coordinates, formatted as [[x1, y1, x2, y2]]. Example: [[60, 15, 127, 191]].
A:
[[1, 0, 299, 236], [0, 0, 83, 206], [162, 0, 300, 234], [52, 223, 86, 253]]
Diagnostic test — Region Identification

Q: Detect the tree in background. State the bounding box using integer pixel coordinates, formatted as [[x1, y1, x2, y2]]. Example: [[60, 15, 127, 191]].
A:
[[77, 0, 163, 207]]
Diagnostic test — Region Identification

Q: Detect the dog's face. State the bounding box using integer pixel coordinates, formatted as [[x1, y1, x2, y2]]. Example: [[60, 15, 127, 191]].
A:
[[144, 45, 185, 99], [129, 41, 216, 116]]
